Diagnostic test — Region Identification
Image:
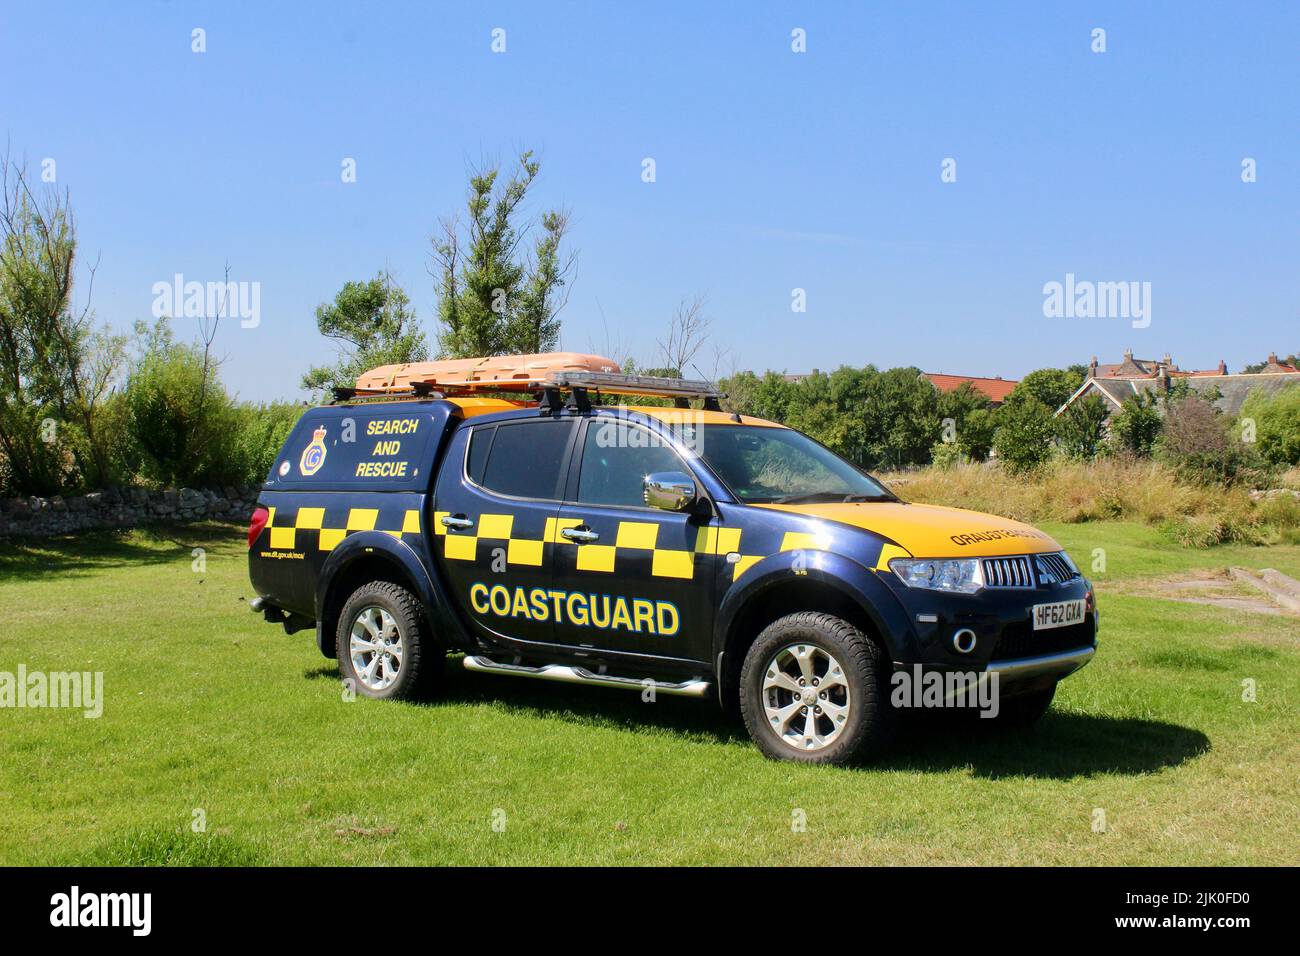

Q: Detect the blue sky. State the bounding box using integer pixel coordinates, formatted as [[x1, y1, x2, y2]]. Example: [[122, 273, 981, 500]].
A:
[[2, 1, 1296, 402]]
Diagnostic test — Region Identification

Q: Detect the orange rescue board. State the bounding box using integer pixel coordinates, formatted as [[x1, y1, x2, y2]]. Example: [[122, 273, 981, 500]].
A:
[[356, 352, 621, 392]]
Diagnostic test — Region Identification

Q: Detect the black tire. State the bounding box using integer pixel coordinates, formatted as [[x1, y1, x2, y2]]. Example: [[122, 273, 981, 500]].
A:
[[991, 683, 1056, 728], [336, 581, 441, 701], [739, 612, 893, 764]]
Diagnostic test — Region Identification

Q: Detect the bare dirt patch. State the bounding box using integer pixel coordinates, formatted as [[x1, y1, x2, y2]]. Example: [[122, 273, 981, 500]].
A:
[[1121, 569, 1289, 615]]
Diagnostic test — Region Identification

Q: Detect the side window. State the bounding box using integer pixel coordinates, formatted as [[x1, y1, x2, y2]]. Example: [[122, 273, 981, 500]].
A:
[[467, 426, 494, 484], [478, 421, 571, 500], [577, 420, 687, 508]]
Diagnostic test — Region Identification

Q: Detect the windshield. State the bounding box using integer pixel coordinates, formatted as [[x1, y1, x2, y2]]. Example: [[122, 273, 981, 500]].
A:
[[692, 425, 896, 504]]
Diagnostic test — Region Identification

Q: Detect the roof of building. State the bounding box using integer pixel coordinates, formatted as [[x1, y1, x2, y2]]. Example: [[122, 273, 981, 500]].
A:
[[1058, 372, 1300, 418], [923, 373, 1018, 403]]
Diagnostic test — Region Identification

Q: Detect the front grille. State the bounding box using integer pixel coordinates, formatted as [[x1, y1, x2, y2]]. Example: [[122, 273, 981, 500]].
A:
[[982, 556, 1034, 588], [990, 619, 1094, 661], [1035, 552, 1080, 585], [982, 552, 1080, 589]]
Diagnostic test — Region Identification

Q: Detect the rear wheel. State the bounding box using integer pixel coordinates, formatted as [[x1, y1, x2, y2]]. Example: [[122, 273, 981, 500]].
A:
[[336, 581, 441, 700], [739, 612, 893, 764]]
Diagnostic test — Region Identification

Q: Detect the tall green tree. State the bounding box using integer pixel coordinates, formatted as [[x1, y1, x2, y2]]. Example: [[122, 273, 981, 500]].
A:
[[0, 156, 124, 494], [302, 271, 427, 397], [432, 151, 574, 358], [1110, 392, 1162, 457], [1055, 393, 1110, 460]]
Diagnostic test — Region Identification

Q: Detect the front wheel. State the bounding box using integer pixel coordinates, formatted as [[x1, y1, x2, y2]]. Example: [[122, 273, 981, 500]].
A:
[[336, 581, 441, 700], [739, 612, 893, 764]]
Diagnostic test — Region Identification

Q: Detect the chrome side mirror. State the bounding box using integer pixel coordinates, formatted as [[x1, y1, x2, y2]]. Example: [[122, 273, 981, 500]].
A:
[[643, 471, 697, 512]]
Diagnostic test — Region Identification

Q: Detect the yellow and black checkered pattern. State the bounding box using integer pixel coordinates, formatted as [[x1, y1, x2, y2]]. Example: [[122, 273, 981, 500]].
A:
[[264, 506, 421, 552], [432, 511, 821, 581]]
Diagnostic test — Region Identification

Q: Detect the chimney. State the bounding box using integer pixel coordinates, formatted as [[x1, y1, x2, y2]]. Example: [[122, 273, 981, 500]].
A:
[[1162, 352, 1172, 366], [1217, 359, 1227, 375], [1123, 347, 1133, 360], [1157, 362, 1170, 392], [1268, 352, 1279, 365], [1088, 356, 1098, 377]]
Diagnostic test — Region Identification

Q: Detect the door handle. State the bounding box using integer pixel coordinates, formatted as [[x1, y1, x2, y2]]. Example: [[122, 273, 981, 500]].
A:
[[441, 514, 474, 531], [561, 527, 599, 543]]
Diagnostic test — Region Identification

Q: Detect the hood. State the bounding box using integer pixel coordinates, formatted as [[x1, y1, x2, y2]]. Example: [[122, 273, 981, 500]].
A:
[[756, 502, 1063, 558]]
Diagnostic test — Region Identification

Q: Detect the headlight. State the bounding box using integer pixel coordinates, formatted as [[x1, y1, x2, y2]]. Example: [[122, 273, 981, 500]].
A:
[[890, 557, 984, 594]]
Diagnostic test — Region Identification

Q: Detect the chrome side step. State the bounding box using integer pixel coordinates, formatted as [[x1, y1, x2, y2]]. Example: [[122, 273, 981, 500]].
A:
[[462, 655, 712, 698]]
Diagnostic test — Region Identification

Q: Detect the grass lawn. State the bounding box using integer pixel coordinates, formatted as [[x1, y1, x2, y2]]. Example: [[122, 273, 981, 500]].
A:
[[0, 520, 1296, 866]]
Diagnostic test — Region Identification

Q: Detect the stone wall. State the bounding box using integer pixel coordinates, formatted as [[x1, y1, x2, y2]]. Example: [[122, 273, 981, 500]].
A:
[[0, 485, 262, 537]]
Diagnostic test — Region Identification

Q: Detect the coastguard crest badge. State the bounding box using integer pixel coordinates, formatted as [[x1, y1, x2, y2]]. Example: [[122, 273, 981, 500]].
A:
[[299, 426, 328, 476]]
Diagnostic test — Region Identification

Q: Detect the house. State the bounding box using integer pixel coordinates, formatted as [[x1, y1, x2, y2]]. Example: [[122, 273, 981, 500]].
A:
[[922, 373, 1018, 406], [1056, 350, 1299, 419]]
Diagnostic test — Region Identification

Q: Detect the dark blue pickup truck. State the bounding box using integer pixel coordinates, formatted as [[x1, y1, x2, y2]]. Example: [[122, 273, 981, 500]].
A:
[[248, 367, 1096, 764]]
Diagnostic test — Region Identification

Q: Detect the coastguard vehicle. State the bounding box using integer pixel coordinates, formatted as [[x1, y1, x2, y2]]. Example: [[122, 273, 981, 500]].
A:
[[248, 352, 1097, 763]]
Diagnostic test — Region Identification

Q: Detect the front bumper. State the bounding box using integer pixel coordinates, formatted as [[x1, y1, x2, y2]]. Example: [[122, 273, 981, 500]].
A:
[[880, 567, 1097, 694], [985, 645, 1094, 693]]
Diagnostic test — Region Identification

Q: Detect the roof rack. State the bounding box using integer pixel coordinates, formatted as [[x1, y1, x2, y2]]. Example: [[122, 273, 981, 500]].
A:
[[546, 370, 720, 401], [343, 353, 726, 410]]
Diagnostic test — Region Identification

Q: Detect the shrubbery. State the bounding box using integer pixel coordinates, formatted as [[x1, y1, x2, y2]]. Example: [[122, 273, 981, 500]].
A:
[[1240, 386, 1300, 466], [888, 458, 1295, 547], [0, 317, 303, 497]]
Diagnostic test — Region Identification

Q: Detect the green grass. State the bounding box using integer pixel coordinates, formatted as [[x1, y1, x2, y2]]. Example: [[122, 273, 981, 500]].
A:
[[1, 521, 1297, 865]]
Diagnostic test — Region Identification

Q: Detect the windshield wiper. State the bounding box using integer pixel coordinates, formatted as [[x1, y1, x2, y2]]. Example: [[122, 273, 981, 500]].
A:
[[842, 494, 896, 503]]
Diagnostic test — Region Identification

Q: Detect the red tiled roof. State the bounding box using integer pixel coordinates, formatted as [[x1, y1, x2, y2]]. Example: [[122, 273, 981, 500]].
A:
[[924, 373, 1018, 403]]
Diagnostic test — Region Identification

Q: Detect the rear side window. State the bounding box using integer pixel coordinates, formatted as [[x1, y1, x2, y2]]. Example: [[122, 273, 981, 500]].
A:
[[478, 421, 571, 500], [467, 426, 494, 484], [577, 420, 686, 507]]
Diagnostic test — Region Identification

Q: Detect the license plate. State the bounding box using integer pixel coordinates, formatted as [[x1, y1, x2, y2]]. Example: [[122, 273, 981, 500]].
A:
[[1032, 599, 1086, 630]]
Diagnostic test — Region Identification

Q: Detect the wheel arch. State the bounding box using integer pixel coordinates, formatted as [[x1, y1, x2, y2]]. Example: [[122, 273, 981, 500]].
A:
[[712, 553, 910, 709], [315, 532, 450, 658]]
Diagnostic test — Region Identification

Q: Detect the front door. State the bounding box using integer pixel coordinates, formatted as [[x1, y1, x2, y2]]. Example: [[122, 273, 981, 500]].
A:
[[551, 417, 717, 663]]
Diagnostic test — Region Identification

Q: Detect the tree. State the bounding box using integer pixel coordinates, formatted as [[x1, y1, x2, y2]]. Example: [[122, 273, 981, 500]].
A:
[[302, 271, 427, 397], [1157, 390, 1264, 485], [656, 294, 710, 377], [124, 318, 241, 486], [993, 399, 1056, 473], [0, 154, 125, 494], [937, 382, 995, 460], [432, 151, 575, 358], [1055, 393, 1110, 460], [1003, 367, 1085, 414], [1110, 392, 1162, 457], [1240, 385, 1300, 466]]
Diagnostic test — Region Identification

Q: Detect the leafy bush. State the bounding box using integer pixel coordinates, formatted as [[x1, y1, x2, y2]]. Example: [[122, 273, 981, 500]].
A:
[[1110, 392, 1162, 456], [230, 402, 304, 485], [123, 319, 244, 487], [929, 440, 966, 470], [1156, 391, 1268, 486], [1239, 385, 1300, 466], [1055, 394, 1109, 460], [992, 400, 1056, 473]]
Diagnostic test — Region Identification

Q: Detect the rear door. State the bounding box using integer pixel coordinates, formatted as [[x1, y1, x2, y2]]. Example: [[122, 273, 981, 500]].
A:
[[550, 417, 718, 663], [432, 416, 577, 647]]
